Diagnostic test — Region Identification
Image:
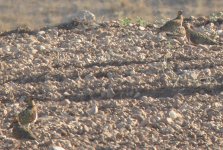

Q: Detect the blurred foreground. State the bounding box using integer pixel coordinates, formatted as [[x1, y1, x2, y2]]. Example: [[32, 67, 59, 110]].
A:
[[0, 0, 222, 30]]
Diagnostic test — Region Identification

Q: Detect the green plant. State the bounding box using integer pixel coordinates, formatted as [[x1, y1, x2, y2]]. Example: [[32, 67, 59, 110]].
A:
[[209, 11, 223, 22], [136, 17, 147, 26], [120, 17, 131, 26]]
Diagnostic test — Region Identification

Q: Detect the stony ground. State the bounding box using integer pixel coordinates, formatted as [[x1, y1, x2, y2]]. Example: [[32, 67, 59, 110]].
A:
[[0, 17, 223, 149]]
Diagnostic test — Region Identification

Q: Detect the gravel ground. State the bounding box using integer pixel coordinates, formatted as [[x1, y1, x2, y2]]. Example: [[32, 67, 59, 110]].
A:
[[0, 13, 223, 149]]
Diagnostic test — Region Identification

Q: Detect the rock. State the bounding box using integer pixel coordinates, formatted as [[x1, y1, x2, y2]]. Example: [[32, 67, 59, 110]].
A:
[[140, 118, 150, 127], [38, 31, 46, 35], [63, 92, 70, 96], [107, 87, 115, 98], [166, 117, 173, 124], [139, 26, 145, 31], [134, 92, 141, 98], [83, 125, 89, 132], [62, 99, 71, 105], [49, 146, 65, 150], [135, 46, 142, 51], [36, 45, 46, 51], [169, 110, 182, 120], [31, 49, 38, 54], [87, 104, 98, 115]]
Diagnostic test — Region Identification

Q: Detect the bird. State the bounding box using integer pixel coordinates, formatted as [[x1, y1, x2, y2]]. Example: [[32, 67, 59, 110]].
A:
[[184, 23, 218, 45], [166, 26, 186, 38], [9, 116, 37, 140], [157, 10, 184, 33], [17, 99, 38, 129]]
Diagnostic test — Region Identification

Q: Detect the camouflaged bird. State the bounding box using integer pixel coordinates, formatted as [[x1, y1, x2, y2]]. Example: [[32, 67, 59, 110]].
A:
[[158, 10, 184, 33], [184, 23, 218, 45], [9, 116, 37, 140], [17, 99, 38, 129], [166, 26, 186, 38]]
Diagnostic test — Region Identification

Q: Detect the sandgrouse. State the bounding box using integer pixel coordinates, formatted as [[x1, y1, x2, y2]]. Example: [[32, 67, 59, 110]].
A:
[[158, 10, 184, 33], [17, 99, 38, 129], [184, 23, 218, 45], [166, 26, 186, 38], [9, 116, 36, 140]]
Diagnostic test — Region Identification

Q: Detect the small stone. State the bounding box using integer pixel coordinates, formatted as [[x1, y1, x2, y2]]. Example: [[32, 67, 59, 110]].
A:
[[166, 117, 173, 124], [87, 104, 98, 115], [204, 68, 211, 76], [36, 45, 46, 51], [140, 119, 150, 127], [76, 39, 82, 43], [134, 92, 141, 98], [37, 35, 46, 42], [213, 102, 222, 108], [31, 49, 38, 54], [62, 99, 71, 105], [83, 125, 89, 132], [63, 92, 70, 96], [49, 146, 65, 150], [189, 71, 199, 80], [107, 87, 115, 98], [139, 26, 145, 30], [169, 110, 182, 120], [38, 31, 46, 35], [116, 122, 125, 129], [135, 46, 141, 51]]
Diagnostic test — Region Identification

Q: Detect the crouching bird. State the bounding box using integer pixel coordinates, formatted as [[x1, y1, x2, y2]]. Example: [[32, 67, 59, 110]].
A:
[[9, 116, 37, 140], [184, 23, 219, 45], [17, 99, 38, 129], [158, 10, 184, 34]]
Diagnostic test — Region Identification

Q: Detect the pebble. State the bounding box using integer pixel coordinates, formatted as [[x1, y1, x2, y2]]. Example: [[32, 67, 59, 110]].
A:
[[49, 146, 65, 150], [38, 31, 46, 35], [62, 99, 71, 105], [87, 104, 98, 115], [36, 45, 46, 51], [169, 110, 182, 120], [107, 87, 115, 98], [139, 26, 145, 31]]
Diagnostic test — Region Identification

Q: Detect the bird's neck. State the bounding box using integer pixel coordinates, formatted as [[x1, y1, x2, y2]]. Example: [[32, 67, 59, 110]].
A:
[[176, 15, 183, 20]]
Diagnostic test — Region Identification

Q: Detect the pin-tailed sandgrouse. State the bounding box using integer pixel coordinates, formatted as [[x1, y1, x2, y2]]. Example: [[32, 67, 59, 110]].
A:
[[166, 26, 186, 38], [184, 23, 218, 45], [17, 99, 38, 129], [158, 10, 184, 33], [9, 116, 36, 140]]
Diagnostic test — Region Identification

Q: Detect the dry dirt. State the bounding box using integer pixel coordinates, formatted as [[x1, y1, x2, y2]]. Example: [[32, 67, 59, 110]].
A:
[[0, 12, 223, 149]]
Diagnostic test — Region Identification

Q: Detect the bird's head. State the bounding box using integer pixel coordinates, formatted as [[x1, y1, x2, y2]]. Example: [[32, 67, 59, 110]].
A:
[[178, 10, 183, 16], [26, 99, 35, 107]]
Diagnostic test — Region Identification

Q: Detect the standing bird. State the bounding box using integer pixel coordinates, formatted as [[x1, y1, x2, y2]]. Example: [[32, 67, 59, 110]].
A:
[[17, 99, 38, 129], [184, 23, 218, 45], [158, 10, 184, 33], [9, 116, 37, 140]]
